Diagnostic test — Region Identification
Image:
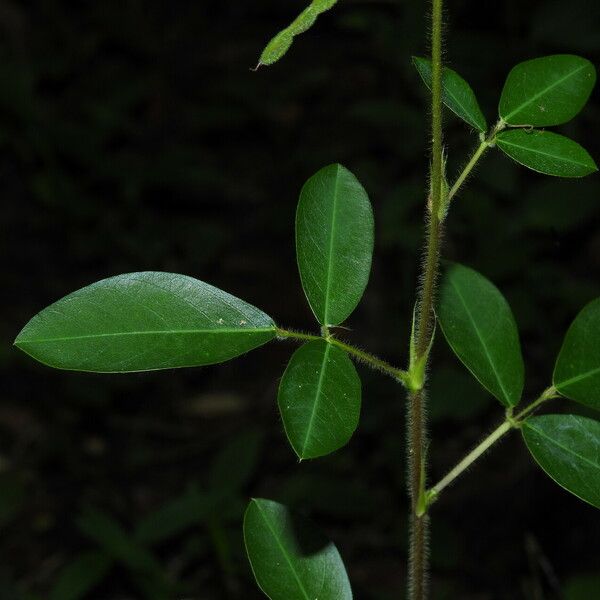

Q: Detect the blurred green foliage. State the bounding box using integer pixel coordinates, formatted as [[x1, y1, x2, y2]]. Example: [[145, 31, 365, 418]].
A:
[[2, 0, 599, 598]]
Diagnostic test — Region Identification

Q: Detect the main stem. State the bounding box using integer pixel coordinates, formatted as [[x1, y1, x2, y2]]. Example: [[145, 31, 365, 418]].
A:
[[407, 1, 444, 598]]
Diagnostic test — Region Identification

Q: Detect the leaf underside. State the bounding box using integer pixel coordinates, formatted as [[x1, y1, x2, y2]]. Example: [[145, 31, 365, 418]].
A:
[[244, 498, 353, 600], [14, 272, 276, 372], [522, 414, 600, 509]]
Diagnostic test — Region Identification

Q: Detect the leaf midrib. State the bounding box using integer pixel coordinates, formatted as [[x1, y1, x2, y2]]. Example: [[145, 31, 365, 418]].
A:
[[301, 342, 332, 456], [502, 62, 588, 122], [16, 327, 275, 345], [526, 421, 600, 472], [497, 135, 592, 168], [449, 278, 512, 405], [322, 166, 342, 325], [253, 501, 311, 600], [555, 365, 600, 390]]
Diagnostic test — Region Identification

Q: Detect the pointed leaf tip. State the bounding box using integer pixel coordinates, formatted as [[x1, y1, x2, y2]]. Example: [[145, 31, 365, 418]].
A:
[[15, 272, 276, 372]]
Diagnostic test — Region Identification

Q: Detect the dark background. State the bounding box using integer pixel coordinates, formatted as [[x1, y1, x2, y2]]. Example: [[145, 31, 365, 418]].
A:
[[2, 1, 600, 598]]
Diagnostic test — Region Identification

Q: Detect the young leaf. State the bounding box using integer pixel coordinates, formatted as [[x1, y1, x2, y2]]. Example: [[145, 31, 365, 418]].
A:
[[499, 54, 596, 126], [244, 498, 352, 600], [14, 272, 276, 373], [437, 263, 524, 407], [496, 129, 597, 178], [296, 164, 374, 326], [256, 0, 338, 68], [278, 339, 361, 459], [554, 298, 600, 410], [522, 414, 600, 509], [49, 552, 112, 600], [412, 57, 487, 132]]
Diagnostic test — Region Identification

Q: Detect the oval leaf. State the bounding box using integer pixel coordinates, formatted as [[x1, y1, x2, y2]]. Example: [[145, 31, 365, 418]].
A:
[[437, 263, 524, 407], [278, 339, 361, 459], [522, 414, 600, 509], [244, 498, 353, 600], [499, 54, 596, 126], [296, 164, 374, 326], [412, 56, 487, 132], [257, 0, 338, 68], [14, 272, 276, 372], [554, 298, 600, 410], [496, 129, 597, 178]]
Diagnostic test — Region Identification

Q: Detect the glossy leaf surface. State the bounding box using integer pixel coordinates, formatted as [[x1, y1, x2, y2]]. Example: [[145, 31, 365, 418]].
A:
[[522, 414, 600, 509], [278, 339, 361, 459], [14, 272, 276, 372], [413, 56, 487, 132], [499, 54, 596, 126], [244, 498, 352, 600], [437, 263, 524, 407], [496, 129, 597, 178], [257, 0, 338, 67], [554, 298, 600, 410], [296, 164, 374, 326]]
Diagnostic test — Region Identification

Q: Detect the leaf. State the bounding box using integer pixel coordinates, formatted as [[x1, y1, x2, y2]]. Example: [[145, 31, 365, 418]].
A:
[[554, 298, 600, 410], [77, 508, 164, 574], [412, 57, 487, 132], [244, 498, 352, 600], [499, 54, 596, 126], [296, 164, 374, 326], [278, 339, 361, 459], [14, 272, 276, 372], [522, 414, 600, 509], [437, 263, 525, 407], [496, 129, 597, 178], [257, 0, 338, 68], [134, 485, 211, 545], [208, 428, 264, 495], [49, 552, 112, 600]]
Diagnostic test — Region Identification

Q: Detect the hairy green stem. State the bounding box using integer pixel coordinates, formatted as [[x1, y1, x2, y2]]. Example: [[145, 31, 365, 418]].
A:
[[447, 119, 507, 203], [425, 386, 559, 505], [407, 1, 444, 598], [276, 327, 408, 382]]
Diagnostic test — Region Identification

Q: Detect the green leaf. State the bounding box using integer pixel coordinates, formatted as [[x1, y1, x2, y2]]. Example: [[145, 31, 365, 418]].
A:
[[257, 0, 338, 68], [522, 414, 600, 509], [49, 552, 112, 600], [278, 339, 361, 459], [499, 54, 596, 126], [412, 57, 487, 132], [209, 428, 264, 495], [496, 129, 597, 178], [77, 508, 169, 595], [134, 485, 210, 545], [554, 298, 600, 410], [296, 164, 374, 326], [244, 498, 352, 600], [437, 263, 524, 407], [14, 272, 276, 372]]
